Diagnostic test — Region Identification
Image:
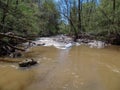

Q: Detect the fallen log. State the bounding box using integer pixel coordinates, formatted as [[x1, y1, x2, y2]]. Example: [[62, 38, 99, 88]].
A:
[[0, 32, 36, 56], [0, 32, 32, 43], [0, 39, 25, 51], [7, 43, 25, 51], [19, 59, 38, 67]]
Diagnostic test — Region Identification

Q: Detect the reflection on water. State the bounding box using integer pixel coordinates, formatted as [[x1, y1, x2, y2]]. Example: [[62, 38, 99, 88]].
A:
[[0, 45, 120, 90]]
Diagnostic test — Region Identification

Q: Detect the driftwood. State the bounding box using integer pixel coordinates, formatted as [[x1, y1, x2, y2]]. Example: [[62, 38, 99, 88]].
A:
[[19, 59, 38, 67], [7, 43, 25, 51], [0, 32, 27, 51], [0, 32, 32, 42], [0, 32, 32, 56]]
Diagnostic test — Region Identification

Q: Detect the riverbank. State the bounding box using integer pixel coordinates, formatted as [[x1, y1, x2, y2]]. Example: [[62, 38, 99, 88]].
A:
[[0, 34, 119, 57], [0, 34, 107, 57]]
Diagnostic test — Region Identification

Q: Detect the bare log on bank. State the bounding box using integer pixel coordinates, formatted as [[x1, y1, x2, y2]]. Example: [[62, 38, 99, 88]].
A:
[[0, 32, 32, 43]]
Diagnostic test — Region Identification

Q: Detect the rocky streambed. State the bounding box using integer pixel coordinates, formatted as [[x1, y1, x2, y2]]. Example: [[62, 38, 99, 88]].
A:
[[0, 35, 107, 63], [23, 35, 107, 50]]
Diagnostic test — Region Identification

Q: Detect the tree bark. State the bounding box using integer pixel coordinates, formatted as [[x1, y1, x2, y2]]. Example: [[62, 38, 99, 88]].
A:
[[78, 0, 82, 33], [113, 0, 115, 23]]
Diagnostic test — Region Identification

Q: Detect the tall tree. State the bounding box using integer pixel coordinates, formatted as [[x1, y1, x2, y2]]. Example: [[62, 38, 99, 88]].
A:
[[78, 0, 82, 33]]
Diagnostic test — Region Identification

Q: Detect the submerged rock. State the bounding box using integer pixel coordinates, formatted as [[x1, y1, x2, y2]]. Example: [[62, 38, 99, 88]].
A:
[[37, 43, 45, 46], [19, 59, 37, 67], [88, 40, 106, 48], [33, 35, 74, 49], [76, 38, 107, 48], [22, 35, 108, 50], [65, 43, 72, 48]]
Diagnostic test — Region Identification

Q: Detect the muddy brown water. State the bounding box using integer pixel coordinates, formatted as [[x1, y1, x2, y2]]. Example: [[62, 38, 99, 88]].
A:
[[0, 45, 120, 90]]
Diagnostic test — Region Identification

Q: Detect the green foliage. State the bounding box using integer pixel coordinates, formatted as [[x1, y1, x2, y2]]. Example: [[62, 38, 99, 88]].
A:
[[37, 0, 60, 36], [0, 0, 120, 43], [59, 21, 70, 34], [59, 0, 120, 42], [0, 0, 60, 37]]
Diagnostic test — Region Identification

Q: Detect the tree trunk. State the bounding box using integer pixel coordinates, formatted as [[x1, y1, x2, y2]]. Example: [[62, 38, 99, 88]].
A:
[[78, 0, 82, 33], [1, 0, 10, 32], [113, 0, 115, 23], [15, 0, 19, 8]]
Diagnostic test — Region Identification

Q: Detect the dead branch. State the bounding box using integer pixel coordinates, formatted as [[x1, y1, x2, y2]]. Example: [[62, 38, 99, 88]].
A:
[[0, 32, 32, 43], [7, 43, 25, 51]]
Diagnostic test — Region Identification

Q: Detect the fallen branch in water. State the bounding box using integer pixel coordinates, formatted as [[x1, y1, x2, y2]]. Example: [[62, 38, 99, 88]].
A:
[[0, 32, 33, 57], [0, 32, 32, 42], [7, 43, 25, 51]]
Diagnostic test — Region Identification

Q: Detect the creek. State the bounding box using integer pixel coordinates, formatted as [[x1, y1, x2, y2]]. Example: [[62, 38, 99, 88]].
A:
[[0, 38, 120, 90]]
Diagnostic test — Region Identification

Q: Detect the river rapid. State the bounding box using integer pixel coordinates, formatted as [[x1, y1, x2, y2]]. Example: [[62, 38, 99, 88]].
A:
[[0, 37, 120, 90]]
